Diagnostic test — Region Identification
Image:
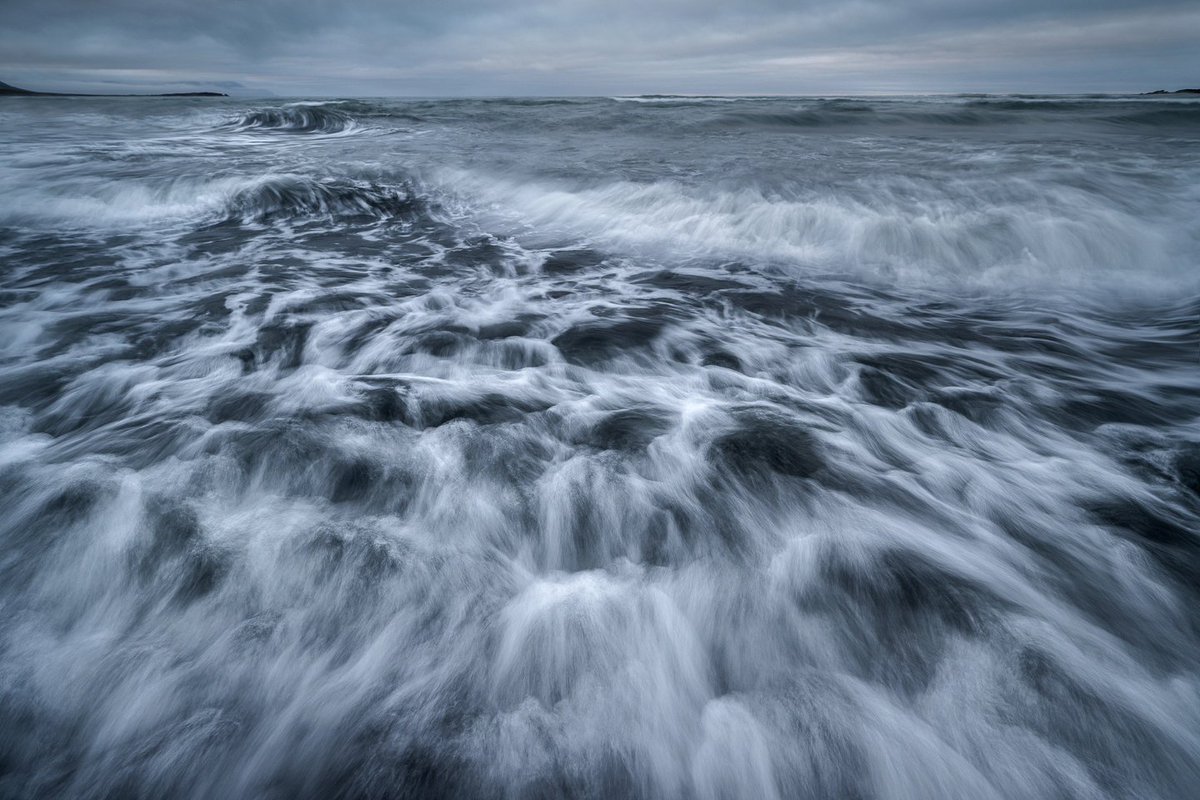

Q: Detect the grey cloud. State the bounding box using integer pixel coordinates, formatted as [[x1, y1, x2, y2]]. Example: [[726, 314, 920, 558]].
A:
[[1, 0, 1196, 95]]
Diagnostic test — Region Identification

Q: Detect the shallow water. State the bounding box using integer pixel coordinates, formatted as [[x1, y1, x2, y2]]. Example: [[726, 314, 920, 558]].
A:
[[0, 95, 1198, 799]]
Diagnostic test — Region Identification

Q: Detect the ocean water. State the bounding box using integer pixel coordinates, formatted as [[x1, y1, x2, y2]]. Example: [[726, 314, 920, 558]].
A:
[[0, 95, 1198, 799]]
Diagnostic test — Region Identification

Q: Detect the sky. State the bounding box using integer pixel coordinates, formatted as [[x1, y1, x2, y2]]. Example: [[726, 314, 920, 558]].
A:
[[2, 0, 1197, 96]]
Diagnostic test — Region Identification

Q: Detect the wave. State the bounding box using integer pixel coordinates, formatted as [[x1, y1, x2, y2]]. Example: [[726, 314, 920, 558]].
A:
[[1105, 107, 1200, 128], [709, 104, 996, 130], [611, 95, 744, 104], [713, 109, 867, 128], [966, 99, 1200, 128], [438, 170, 1198, 296], [226, 104, 356, 135], [222, 176, 423, 222], [0, 173, 427, 228], [705, 100, 1200, 130]]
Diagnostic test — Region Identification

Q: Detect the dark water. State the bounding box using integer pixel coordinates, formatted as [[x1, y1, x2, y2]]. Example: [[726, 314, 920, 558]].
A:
[[0, 95, 1198, 799]]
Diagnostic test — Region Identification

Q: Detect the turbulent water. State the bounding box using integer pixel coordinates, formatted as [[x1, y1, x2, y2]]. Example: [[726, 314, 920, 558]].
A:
[[0, 94, 1198, 799]]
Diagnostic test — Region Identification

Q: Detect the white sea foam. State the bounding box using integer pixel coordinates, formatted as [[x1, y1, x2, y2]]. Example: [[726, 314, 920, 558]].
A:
[[434, 168, 1198, 296], [0, 95, 1197, 800]]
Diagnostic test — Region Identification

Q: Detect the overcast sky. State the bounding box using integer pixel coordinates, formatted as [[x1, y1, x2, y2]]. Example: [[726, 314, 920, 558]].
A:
[[2, 0, 1197, 96]]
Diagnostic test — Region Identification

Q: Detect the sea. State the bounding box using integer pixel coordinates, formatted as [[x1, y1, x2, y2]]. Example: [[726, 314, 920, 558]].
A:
[[0, 94, 1198, 799]]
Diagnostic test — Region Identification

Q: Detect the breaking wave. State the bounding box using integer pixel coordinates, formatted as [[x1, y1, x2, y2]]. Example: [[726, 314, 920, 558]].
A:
[[437, 171, 1198, 296], [223, 176, 424, 222], [0, 172, 429, 228], [227, 104, 357, 135]]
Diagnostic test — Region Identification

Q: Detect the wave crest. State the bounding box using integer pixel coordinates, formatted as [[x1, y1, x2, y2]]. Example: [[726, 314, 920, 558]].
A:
[[227, 105, 355, 134], [224, 176, 423, 221], [707, 100, 1200, 130], [440, 171, 1197, 295]]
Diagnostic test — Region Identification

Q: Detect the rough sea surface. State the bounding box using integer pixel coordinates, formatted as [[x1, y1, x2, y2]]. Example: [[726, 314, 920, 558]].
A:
[[0, 95, 1198, 799]]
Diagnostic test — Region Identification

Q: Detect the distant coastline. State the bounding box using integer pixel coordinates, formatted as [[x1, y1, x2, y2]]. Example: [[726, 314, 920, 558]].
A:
[[0, 80, 226, 97], [2, 78, 1196, 99]]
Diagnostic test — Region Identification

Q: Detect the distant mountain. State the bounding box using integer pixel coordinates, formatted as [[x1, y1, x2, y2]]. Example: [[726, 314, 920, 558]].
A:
[[0, 80, 39, 95], [0, 79, 227, 97], [1143, 88, 1200, 95]]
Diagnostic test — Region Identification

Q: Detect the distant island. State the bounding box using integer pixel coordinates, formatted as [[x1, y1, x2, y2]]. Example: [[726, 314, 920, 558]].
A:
[[0, 80, 226, 97], [1143, 88, 1200, 95]]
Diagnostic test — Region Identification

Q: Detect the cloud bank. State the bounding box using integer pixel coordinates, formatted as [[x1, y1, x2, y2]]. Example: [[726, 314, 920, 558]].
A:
[[2, 0, 1197, 95]]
